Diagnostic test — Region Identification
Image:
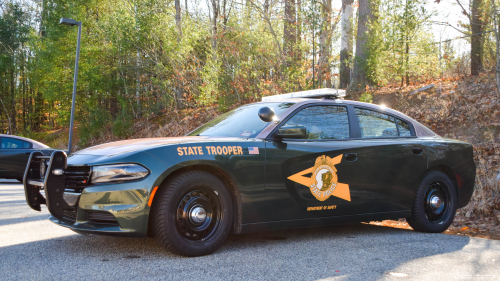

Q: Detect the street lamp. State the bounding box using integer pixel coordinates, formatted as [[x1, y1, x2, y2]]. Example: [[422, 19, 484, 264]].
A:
[[59, 17, 82, 154]]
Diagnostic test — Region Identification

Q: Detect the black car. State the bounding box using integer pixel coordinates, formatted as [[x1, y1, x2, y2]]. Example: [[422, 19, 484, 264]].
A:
[[0, 134, 54, 181], [23, 89, 476, 257]]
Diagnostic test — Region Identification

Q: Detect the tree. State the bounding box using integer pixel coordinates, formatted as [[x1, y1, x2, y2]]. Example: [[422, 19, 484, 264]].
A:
[[471, 0, 484, 75], [366, 0, 436, 86], [340, 0, 354, 88], [349, 0, 377, 91], [446, 0, 486, 75], [490, 0, 500, 96], [284, 0, 296, 62], [317, 0, 341, 88], [175, 0, 184, 109]]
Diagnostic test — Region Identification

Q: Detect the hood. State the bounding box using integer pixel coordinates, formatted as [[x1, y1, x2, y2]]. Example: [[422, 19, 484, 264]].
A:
[[71, 136, 248, 156], [73, 136, 211, 156]]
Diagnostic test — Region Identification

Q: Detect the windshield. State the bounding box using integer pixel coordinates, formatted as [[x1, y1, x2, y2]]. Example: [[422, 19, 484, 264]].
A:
[[188, 102, 295, 138]]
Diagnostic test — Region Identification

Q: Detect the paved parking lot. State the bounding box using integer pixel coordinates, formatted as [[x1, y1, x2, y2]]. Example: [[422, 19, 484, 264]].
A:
[[1, 181, 499, 280]]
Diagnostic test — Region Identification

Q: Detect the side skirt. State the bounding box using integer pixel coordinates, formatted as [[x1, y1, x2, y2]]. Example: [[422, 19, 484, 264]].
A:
[[239, 211, 411, 234]]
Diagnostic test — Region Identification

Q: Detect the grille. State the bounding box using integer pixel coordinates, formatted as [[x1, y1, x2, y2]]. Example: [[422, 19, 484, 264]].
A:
[[88, 211, 118, 224], [64, 166, 91, 193], [63, 209, 77, 221]]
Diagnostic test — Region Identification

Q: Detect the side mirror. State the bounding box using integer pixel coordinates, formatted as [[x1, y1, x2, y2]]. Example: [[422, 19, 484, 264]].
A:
[[258, 107, 276, 122], [277, 125, 306, 139]]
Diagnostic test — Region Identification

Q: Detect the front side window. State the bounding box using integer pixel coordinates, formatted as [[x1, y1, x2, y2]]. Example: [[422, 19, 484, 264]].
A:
[[281, 106, 350, 139], [1, 138, 25, 149]]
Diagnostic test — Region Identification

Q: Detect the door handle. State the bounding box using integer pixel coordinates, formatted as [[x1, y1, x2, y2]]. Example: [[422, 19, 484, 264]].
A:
[[412, 148, 423, 155], [344, 153, 358, 162]]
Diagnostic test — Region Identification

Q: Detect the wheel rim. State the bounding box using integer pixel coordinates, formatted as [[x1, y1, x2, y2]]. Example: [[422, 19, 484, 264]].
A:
[[175, 189, 223, 243], [423, 181, 451, 224]]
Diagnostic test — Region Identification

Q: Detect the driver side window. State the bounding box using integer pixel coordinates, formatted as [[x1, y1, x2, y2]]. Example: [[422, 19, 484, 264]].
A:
[[282, 106, 350, 139]]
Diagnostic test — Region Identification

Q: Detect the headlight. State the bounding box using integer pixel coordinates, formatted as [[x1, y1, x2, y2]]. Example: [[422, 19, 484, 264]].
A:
[[91, 164, 149, 184]]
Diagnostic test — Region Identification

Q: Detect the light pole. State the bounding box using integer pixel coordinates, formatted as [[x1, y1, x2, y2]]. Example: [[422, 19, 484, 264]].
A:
[[59, 17, 82, 154]]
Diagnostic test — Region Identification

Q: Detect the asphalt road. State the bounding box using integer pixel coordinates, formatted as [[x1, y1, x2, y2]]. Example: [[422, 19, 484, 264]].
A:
[[1, 181, 499, 281]]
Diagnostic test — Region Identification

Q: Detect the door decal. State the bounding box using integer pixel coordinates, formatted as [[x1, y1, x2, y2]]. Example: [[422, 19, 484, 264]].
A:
[[287, 155, 351, 202]]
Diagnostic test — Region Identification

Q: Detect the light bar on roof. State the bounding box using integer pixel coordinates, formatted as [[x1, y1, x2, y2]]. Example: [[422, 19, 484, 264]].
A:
[[262, 88, 346, 101]]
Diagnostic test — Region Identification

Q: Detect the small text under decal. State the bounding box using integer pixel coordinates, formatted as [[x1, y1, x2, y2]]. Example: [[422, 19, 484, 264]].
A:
[[307, 205, 337, 211]]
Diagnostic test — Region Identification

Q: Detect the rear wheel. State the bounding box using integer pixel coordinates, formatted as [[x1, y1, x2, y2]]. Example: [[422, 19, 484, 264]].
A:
[[407, 171, 457, 233], [152, 171, 233, 257]]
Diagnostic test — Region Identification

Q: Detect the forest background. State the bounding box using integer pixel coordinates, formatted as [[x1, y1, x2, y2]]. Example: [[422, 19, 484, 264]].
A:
[[1, 0, 500, 231]]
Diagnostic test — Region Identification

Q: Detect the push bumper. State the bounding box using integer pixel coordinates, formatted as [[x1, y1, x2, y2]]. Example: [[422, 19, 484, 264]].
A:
[[23, 151, 150, 236]]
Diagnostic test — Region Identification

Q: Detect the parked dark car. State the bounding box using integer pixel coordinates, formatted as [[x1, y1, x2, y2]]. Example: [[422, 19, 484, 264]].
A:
[[0, 134, 54, 181], [23, 89, 476, 257]]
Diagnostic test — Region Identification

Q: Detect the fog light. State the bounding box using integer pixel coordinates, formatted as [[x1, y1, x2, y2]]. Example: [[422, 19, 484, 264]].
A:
[[52, 169, 64, 176]]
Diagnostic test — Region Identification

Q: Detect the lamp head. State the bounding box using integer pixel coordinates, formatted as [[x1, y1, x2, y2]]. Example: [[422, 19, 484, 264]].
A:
[[59, 18, 79, 26]]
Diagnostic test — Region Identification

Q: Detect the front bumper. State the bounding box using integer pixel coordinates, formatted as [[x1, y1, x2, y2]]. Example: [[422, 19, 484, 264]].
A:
[[23, 151, 152, 236]]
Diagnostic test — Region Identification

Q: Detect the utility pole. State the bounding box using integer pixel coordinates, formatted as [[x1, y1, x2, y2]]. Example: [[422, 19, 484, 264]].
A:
[[59, 18, 82, 154]]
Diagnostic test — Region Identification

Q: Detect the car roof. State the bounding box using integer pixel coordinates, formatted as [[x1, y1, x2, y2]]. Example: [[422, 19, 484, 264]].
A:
[[257, 98, 438, 138], [0, 134, 50, 149]]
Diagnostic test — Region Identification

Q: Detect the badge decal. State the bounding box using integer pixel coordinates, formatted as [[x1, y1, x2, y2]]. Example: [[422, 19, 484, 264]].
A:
[[287, 155, 350, 202]]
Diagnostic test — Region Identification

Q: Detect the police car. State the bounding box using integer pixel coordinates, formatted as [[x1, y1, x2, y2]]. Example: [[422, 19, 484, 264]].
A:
[[23, 88, 476, 257]]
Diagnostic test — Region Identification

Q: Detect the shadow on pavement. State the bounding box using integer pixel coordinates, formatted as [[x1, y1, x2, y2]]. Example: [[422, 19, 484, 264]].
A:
[[0, 222, 472, 280], [0, 214, 48, 227], [0, 181, 22, 185]]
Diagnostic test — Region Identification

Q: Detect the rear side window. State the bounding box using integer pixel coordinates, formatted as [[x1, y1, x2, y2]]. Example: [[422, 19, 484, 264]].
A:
[[355, 108, 413, 138], [355, 108, 398, 138], [1, 138, 26, 149], [396, 119, 412, 136], [283, 105, 350, 139]]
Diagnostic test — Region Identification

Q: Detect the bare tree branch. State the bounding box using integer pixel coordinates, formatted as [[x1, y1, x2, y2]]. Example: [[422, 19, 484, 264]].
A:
[[455, 0, 471, 22]]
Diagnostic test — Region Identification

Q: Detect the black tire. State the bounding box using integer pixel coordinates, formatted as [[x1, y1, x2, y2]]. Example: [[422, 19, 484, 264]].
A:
[[407, 171, 457, 233], [152, 171, 233, 257]]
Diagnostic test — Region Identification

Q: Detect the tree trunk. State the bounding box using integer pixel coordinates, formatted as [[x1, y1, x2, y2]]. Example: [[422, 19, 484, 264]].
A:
[[471, 0, 483, 76], [10, 69, 16, 134], [284, 0, 296, 62], [405, 40, 409, 85], [340, 0, 354, 88], [134, 5, 141, 115], [22, 50, 26, 130], [296, 0, 302, 61], [348, 0, 376, 91], [318, 0, 333, 88], [175, 0, 184, 109], [211, 0, 219, 51], [175, 0, 182, 41], [491, 0, 500, 97]]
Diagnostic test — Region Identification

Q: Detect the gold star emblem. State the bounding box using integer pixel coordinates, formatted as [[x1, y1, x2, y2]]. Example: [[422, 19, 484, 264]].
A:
[[287, 155, 350, 202]]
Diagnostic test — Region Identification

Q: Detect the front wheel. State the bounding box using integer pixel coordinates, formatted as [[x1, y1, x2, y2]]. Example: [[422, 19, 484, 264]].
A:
[[407, 171, 457, 233], [152, 171, 233, 257]]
